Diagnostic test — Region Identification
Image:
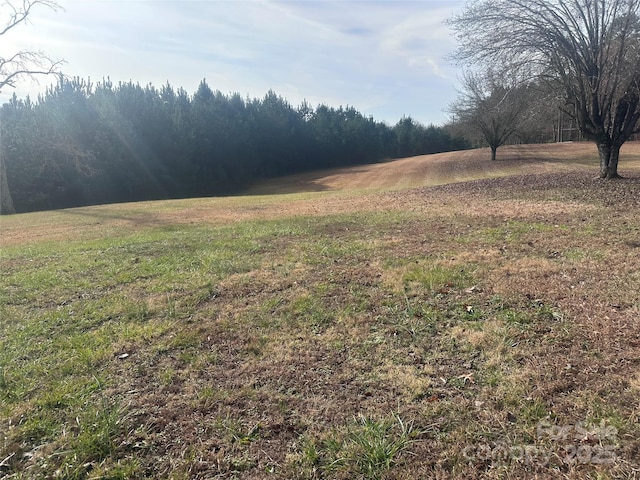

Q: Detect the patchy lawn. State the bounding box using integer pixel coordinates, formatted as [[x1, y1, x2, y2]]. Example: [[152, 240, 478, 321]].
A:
[[1, 150, 639, 479]]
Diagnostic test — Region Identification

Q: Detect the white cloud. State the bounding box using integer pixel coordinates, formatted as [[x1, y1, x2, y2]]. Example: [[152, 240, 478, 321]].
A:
[[0, 0, 466, 125]]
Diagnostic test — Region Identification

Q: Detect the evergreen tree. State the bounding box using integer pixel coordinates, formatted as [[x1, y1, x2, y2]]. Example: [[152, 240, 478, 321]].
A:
[[1, 76, 468, 213]]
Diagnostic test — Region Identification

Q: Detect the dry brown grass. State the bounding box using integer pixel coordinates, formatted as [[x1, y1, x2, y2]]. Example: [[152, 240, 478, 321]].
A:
[[1, 143, 639, 479], [3, 142, 639, 249], [246, 141, 640, 194]]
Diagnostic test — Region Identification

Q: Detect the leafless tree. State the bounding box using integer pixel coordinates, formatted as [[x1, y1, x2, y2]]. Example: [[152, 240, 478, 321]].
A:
[[0, 0, 63, 215], [449, 0, 640, 179], [449, 69, 532, 161]]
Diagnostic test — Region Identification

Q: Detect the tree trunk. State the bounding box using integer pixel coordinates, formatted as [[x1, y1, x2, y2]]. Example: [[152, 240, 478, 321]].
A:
[[490, 146, 497, 161], [597, 142, 622, 179], [0, 122, 16, 215]]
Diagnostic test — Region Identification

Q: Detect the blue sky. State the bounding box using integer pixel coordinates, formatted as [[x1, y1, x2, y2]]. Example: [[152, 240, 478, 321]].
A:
[[2, 0, 465, 125]]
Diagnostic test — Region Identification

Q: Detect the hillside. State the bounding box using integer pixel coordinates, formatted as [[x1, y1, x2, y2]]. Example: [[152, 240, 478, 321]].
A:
[[246, 141, 640, 194], [1, 143, 639, 479]]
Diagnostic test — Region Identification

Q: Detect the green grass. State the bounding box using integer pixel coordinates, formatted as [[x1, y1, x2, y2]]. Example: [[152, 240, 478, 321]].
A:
[[0, 219, 276, 476], [1, 169, 639, 479], [296, 413, 421, 479], [474, 220, 558, 244], [403, 263, 475, 293]]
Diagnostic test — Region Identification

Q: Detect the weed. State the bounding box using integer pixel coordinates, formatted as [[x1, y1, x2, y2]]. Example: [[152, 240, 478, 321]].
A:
[[73, 398, 123, 461], [297, 413, 421, 479], [502, 308, 533, 326], [224, 419, 261, 446], [158, 368, 176, 386], [403, 263, 474, 294]]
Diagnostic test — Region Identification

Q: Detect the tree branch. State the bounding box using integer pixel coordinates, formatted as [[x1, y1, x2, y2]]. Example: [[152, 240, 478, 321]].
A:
[[0, 2, 64, 93], [0, 0, 61, 37], [0, 52, 64, 90]]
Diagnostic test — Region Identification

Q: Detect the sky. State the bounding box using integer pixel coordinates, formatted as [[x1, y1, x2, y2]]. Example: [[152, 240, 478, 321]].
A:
[[1, 0, 466, 126]]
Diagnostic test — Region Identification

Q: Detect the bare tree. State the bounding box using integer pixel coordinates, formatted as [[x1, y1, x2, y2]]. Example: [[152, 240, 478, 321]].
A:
[[449, 69, 531, 161], [449, 0, 640, 179], [0, 0, 63, 215]]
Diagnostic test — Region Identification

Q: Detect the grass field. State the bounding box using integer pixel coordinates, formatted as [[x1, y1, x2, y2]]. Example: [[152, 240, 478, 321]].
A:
[[1, 143, 639, 479]]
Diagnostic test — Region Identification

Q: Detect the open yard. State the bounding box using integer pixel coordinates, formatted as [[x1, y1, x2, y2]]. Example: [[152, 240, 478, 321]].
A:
[[1, 143, 639, 479]]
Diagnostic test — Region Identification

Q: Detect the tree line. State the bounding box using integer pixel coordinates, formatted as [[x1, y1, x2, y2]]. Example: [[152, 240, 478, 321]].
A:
[[6, 0, 635, 213], [0, 77, 468, 213]]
